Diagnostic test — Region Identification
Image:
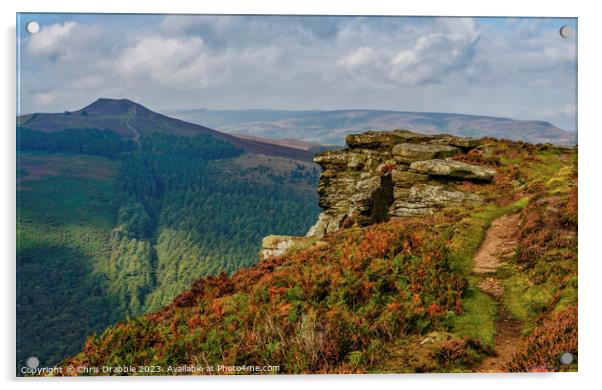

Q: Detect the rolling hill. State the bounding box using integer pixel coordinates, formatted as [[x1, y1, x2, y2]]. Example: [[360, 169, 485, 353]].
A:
[[18, 99, 314, 161], [168, 108, 576, 146]]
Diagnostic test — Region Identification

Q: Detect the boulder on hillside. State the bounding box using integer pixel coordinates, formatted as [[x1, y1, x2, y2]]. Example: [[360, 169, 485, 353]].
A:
[[389, 201, 435, 217], [259, 235, 327, 260], [409, 159, 496, 181], [430, 135, 481, 149]]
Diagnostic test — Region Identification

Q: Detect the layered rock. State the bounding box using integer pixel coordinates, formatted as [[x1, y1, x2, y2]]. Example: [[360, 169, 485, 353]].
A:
[[392, 143, 460, 163], [259, 235, 328, 261], [258, 129, 496, 258], [306, 130, 495, 237], [410, 159, 495, 181]]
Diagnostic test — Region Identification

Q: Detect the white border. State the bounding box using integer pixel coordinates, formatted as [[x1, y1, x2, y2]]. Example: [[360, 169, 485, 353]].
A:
[[2, 1, 600, 390]]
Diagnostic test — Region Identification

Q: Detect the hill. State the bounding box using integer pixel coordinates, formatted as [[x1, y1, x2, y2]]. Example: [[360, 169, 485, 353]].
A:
[[51, 130, 577, 375], [18, 98, 313, 161], [16, 103, 322, 371], [169, 108, 576, 146]]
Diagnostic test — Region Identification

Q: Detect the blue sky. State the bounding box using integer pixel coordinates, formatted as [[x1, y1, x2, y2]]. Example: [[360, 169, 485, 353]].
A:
[[17, 14, 577, 131]]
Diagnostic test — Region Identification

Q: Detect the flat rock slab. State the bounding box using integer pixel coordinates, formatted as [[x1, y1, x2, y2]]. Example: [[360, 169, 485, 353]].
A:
[[393, 143, 459, 163], [430, 136, 481, 149], [410, 159, 496, 181], [346, 129, 434, 149]]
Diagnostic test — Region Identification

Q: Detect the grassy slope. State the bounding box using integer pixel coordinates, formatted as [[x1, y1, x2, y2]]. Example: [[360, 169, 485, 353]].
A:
[[54, 138, 577, 375]]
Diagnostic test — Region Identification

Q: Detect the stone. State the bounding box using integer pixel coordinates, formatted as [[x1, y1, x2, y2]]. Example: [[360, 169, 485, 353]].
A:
[[356, 176, 380, 193], [449, 138, 481, 149], [391, 168, 430, 187], [346, 130, 434, 149], [313, 150, 348, 169], [430, 135, 481, 149], [393, 187, 410, 200], [408, 184, 481, 206], [419, 331, 454, 345], [306, 212, 345, 237], [389, 201, 435, 217], [259, 235, 324, 260], [410, 159, 496, 181], [392, 143, 459, 163], [347, 152, 366, 169], [259, 235, 297, 260]]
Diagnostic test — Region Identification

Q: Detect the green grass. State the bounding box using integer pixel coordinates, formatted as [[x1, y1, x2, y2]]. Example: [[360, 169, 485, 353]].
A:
[[449, 197, 529, 345], [527, 148, 575, 189], [452, 287, 497, 346], [498, 268, 530, 323], [501, 260, 576, 326]]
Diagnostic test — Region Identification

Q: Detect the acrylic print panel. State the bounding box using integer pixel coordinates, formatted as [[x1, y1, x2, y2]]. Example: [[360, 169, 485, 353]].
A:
[[16, 13, 577, 376]]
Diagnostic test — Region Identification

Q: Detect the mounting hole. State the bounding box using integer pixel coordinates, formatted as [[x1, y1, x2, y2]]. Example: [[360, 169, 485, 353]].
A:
[[559, 352, 574, 365], [26, 21, 40, 34], [559, 25, 572, 39], [26, 356, 40, 369]]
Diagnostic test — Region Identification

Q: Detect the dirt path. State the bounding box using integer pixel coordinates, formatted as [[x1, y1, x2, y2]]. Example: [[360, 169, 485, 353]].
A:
[[473, 213, 523, 373], [125, 118, 141, 146]]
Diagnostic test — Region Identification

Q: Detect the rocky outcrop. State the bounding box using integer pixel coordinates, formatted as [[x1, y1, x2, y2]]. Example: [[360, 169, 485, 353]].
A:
[[258, 129, 496, 258], [306, 130, 495, 237]]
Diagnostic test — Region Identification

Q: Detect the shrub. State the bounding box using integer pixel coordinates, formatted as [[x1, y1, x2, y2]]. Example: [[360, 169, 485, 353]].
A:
[[505, 306, 577, 372]]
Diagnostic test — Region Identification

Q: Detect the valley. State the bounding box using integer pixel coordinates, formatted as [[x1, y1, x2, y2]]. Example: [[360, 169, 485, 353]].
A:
[[16, 99, 321, 370]]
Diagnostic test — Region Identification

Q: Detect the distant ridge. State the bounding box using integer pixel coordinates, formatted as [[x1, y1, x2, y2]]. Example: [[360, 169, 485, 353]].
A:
[[17, 99, 314, 161], [169, 108, 576, 146]]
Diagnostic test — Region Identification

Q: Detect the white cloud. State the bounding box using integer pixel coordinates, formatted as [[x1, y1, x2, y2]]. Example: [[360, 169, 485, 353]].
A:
[[390, 18, 479, 85], [337, 47, 377, 72], [115, 36, 214, 88], [26, 21, 77, 58]]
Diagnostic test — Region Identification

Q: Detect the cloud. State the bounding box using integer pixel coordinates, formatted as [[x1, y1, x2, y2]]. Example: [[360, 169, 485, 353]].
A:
[[115, 35, 213, 88], [18, 15, 577, 131], [26, 21, 77, 59], [337, 47, 377, 72], [389, 18, 479, 85]]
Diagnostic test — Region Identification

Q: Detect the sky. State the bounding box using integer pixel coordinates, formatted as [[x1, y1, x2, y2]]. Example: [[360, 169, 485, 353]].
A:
[[17, 14, 577, 131]]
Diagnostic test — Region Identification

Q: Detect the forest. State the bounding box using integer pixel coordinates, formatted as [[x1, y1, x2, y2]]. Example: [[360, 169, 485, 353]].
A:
[[16, 127, 321, 369]]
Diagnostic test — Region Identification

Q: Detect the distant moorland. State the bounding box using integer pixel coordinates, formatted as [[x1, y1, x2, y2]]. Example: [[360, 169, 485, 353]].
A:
[[168, 108, 576, 146]]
